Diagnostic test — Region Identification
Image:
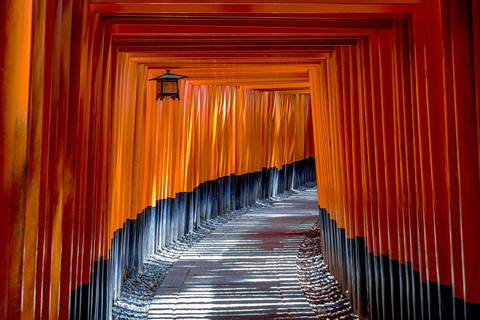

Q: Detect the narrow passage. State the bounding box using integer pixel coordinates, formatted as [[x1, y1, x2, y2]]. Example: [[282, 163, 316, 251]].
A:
[[148, 188, 319, 319]]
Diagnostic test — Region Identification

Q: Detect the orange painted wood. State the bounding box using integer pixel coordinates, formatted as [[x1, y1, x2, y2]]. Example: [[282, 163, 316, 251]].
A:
[[4, 0, 480, 318], [358, 37, 378, 256], [411, 4, 429, 284], [0, 0, 32, 318]]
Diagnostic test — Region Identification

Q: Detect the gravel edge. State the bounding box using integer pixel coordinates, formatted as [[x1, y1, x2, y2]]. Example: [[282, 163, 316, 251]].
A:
[[297, 220, 359, 320]]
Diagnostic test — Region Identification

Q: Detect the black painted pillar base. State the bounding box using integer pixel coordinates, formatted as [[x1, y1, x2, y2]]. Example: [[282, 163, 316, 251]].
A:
[[318, 204, 480, 320], [70, 157, 317, 319]]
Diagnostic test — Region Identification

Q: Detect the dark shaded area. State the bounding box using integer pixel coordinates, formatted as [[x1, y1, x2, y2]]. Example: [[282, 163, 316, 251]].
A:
[[318, 208, 480, 320]]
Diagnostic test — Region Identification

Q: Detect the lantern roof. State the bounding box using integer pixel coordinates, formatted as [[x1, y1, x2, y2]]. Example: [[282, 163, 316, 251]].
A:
[[149, 68, 188, 81]]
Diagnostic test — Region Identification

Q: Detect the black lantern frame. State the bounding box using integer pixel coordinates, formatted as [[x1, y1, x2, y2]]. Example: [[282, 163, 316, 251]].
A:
[[149, 68, 188, 101]]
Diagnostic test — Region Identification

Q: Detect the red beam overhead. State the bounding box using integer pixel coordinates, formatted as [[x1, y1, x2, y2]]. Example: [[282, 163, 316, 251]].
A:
[[111, 34, 364, 41], [150, 66, 310, 73], [110, 25, 380, 36], [276, 90, 311, 94], [189, 80, 310, 86], [129, 52, 331, 59], [93, 3, 415, 16], [108, 18, 393, 30], [136, 63, 327, 69], [91, 0, 420, 3], [148, 65, 311, 81], [107, 12, 411, 20], [118, 45, 336, 53], [114, 39, 358, 46], [239, 82, 310, 89]]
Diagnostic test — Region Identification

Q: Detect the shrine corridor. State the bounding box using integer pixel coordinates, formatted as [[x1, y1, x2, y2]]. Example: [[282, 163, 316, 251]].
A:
[[2, 1, 480, 319]]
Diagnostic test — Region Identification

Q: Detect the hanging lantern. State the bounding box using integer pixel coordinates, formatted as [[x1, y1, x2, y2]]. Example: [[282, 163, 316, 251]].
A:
[[149, 67, 188, 101]]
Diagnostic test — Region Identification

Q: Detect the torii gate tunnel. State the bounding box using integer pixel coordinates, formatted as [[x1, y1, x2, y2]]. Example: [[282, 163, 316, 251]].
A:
[[1, 0, 480, 319]]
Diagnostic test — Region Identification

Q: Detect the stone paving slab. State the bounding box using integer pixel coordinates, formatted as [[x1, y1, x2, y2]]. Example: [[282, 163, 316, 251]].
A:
[[148, 188, 319, 319]]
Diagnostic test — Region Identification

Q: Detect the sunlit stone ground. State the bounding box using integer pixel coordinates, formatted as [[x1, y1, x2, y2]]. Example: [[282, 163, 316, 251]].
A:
[[148, 187, 319, 319], [113, 186, 313, 319]]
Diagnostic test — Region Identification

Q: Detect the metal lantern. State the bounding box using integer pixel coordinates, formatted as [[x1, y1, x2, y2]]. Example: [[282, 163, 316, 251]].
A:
[[149, 67, 188, 101]]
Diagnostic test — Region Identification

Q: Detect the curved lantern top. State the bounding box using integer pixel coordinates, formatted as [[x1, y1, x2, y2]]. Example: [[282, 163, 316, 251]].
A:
[[149, 68, 189, 81], [149, 68, 188, 101]]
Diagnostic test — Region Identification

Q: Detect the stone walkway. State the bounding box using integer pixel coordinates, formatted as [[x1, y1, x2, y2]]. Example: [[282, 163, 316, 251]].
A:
[[148, 188, 319, 319]]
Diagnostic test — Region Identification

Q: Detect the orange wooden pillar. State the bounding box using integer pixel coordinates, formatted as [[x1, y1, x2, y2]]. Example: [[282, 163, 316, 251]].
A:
[[356, 36, 378, 319], [347, 44, 367, 317], [447, 0, 480, 315], [0, 0, 32, 318]]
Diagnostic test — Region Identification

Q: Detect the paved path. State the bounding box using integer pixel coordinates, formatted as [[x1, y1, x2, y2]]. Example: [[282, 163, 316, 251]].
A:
[[148, 188, 319, 319]]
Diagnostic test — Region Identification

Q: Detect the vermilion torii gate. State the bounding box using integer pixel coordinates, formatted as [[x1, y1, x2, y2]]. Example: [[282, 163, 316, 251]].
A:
[[1, 1, 479, 319]]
